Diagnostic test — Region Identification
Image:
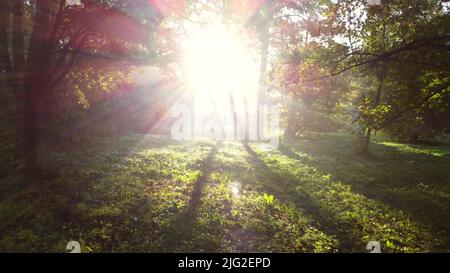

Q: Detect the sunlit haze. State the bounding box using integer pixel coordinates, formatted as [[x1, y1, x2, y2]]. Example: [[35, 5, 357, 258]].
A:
[[183, 25, 258, 114]]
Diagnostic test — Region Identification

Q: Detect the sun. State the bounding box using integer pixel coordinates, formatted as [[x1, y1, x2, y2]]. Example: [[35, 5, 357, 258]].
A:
[[182, 25, 258, 113]]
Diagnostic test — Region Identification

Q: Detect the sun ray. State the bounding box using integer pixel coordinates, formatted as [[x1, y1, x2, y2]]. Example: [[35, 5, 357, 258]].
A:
[[182, 25, 259, 116]]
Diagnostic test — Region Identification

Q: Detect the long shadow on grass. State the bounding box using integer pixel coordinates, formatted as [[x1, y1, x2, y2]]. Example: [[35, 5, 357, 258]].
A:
[[279, 139, 450, 244], [242, 142, 362, 252], [159, 143, 218, 252]]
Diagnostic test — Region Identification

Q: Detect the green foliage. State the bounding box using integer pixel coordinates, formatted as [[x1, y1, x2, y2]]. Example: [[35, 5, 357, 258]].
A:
[[1, 133, 450, 252], [263, 193, 274, 205], [2, 0, 450, 253]]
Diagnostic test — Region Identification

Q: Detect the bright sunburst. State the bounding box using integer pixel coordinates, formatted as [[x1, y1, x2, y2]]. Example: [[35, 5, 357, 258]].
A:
[[182, 25, 258, 113]]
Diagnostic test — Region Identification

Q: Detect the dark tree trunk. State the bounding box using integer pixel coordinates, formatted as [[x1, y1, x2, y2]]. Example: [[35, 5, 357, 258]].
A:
[[16, 0, 55, 175], [11, 0, 28, 166], [21, 83, 39, 174], [409, 133, 419, 143], [0, 1, 11, 74], [360, 71, 386, 154]]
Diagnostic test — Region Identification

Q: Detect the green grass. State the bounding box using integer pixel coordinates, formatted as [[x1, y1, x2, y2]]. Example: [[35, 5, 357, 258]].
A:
[[279, 133, 450, 246], [0, 132, 449, 252]]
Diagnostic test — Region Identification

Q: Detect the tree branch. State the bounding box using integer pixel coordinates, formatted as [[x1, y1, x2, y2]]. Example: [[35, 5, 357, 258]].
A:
[[376, 80, 450, 131]]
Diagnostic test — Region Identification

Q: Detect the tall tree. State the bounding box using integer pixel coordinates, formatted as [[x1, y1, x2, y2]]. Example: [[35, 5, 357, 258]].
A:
[[5, 0, 161, 176]]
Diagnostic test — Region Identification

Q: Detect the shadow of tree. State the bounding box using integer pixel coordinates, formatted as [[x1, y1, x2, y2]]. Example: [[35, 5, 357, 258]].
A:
[[279, 135, 450, 244], [241, 142, 363, 252], [158, 143, 218, 252]]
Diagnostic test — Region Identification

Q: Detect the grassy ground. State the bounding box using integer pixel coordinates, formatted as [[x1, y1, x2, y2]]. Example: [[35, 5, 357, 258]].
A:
[[0, 132, 449, 252]]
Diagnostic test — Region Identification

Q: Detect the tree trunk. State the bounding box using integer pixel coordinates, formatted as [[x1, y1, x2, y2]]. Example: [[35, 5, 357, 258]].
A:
[[409, 133, 419, 143], [257, 18, 269, 140], [284, 94, 299, 139], [15, 0, 55, 175], [360, 73, 385, 154], [21, 83, 39, 174], [0, 1, 11, 75], [10, 0, 28, 166], [229, 93, 237, 140], [361, 128, 372, 154]]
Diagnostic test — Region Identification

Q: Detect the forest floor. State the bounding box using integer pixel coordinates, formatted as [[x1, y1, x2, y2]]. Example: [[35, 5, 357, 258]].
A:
[[1, 132, 450, 252]]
